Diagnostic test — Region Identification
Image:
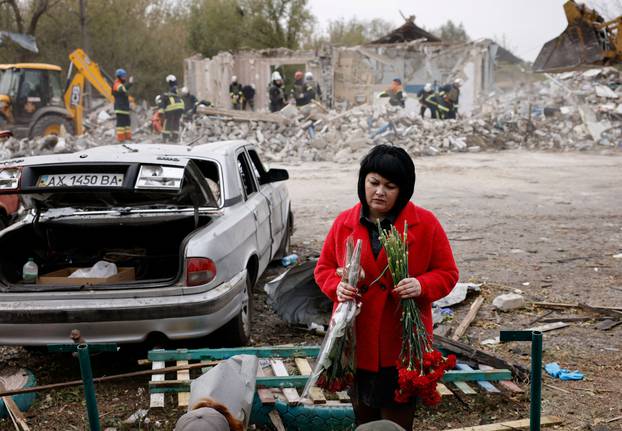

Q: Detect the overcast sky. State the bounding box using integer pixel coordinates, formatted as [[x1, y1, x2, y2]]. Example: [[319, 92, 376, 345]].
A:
[[308, 0, 610, 62]]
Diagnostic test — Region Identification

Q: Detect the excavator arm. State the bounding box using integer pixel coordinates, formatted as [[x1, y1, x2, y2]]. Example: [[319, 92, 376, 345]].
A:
[[533, 1, 622, 73], [64, 48, 114, 135]]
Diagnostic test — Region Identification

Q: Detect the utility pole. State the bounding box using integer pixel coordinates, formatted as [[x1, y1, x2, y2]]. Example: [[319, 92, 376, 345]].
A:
[[79, 0, 92, 113]]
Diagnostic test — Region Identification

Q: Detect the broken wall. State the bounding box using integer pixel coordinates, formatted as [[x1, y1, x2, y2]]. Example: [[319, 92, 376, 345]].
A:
[[184, 48, 332, 111], [336, 40, 497, 114], [184, 40, 496, 114]]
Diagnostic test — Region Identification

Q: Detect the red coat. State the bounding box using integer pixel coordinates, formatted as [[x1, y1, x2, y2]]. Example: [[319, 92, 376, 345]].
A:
[[315, 202, 459, 372]]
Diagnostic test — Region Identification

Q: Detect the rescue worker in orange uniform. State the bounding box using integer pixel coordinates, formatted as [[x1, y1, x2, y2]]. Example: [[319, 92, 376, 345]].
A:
[[112, 68, 133, 142]]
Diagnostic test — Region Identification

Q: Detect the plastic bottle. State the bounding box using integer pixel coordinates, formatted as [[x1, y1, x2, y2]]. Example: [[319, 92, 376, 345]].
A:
[[23, 258, 38, 283], [280, 254, 298, 267]]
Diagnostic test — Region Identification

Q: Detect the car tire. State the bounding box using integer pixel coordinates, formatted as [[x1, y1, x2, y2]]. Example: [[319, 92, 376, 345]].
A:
[[220, 274, 253, 346], [30, 114, 74, 138]]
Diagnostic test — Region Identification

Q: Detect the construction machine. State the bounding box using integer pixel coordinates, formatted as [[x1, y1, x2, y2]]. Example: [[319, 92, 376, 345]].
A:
[[0, 48, 113, 138], [533, 0, 622, 73]]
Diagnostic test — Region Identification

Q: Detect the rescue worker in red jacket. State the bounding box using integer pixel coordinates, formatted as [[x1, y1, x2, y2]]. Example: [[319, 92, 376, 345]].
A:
[[315, 145, 459, 429], [112, 68, 133, 142]]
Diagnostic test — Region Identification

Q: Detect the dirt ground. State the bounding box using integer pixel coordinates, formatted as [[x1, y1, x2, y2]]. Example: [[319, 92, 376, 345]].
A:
[[1, 149, 621, 430]]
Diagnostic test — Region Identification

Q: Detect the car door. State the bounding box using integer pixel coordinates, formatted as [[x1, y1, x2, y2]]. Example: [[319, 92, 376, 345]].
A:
[[236, 149, 272, 271], [247, 148, 284, 257]]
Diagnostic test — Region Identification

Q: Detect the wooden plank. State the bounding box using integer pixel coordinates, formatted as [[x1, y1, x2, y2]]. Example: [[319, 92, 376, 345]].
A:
[[148, 346, 320, 362], [256, 363, 276, 405], [442, 369, 511, 383], [455, 364, 500, 393], [268, 410, 286, 431], [336, 391, 351, 403], [478, 365, 523, 393], [270, 360, 300, 404], [526, 322, 569, 333], [532, 302, 622, 312], [452, 297, 485, 341], [453, 381, 477, 395], [150, 355, 165, 409], [436, 383, 453, 397], [433, 335, 530, 381], [176, 361, 190, 407], [294, 358, 326, 404], [0, 382, 30, 431], [444, 415, 563, 430]]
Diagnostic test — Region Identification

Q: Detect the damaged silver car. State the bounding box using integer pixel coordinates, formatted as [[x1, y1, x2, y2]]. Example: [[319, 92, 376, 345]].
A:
[[0, 140, 292, 346]]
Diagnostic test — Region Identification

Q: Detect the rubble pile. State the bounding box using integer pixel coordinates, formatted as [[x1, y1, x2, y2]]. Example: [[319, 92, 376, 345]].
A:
[[1, 67, 620, 162], [480, 66, 622, 150]]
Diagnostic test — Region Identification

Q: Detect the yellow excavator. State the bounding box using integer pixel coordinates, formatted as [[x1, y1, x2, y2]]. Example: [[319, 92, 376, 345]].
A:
[[0, 48, 113, 138], [533, 0, 622, 73]]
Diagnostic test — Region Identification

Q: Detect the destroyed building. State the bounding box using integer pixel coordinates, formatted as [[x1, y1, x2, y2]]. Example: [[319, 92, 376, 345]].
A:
[[183, 18, 497, 115]]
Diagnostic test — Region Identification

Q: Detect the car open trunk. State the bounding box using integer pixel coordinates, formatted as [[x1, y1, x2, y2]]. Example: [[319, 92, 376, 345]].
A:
[[0, 213, 212, 290]]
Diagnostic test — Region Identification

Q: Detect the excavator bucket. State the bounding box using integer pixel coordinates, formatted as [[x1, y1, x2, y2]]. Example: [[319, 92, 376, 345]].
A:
[[533, 20, 607, 73]]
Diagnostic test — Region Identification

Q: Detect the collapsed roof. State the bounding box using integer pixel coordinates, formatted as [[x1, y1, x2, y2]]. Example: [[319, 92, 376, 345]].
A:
[[371, 16, 441, 44]]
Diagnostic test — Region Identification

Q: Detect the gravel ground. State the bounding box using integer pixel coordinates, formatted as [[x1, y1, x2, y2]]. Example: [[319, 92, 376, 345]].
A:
[[0, 149, 620, 430]]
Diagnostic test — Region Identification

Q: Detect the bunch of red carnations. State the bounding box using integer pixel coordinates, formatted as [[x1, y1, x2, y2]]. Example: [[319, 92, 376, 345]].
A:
[[377, 222, 457, 406]]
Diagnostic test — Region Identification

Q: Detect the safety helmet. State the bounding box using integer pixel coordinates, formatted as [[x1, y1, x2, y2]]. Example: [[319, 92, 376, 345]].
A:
[[181, 86, 189, 95], [305, 71, 313, 81], [232, 75, 238, 83], [155, 95, 162, 105], [454, 78, 463, 86], [424, 83, 432, 92], [166, 74, 177, 84], [294, 70, 304, 80], [271, 71, 282, 81], [115, 68, 127, 79], [251, 84, 256, 90]]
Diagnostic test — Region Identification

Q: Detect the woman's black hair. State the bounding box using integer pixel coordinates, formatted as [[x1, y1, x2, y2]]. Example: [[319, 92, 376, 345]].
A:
[[357, 144, 416, 216]]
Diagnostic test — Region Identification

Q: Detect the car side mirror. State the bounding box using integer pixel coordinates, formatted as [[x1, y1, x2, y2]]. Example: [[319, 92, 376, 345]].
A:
[[264, 168, 289, 183]]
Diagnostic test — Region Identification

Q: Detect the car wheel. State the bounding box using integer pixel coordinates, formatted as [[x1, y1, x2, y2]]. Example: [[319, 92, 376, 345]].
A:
[[221, 274, 253, 346], [30, 114, 74, 138]]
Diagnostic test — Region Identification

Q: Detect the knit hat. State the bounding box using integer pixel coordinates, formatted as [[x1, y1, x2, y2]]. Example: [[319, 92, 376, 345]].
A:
[[174, 407, 229, 431]]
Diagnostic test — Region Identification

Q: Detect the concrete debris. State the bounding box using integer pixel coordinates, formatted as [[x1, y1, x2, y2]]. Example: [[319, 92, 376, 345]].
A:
[[1, 67, 621, 163], [492, 293, 525, 311]]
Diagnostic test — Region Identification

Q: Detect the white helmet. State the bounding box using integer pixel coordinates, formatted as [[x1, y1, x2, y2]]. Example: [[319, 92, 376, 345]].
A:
[[181, 86, 189, 95], [454, 78, 463, 86], [155, 95, 162, 105], [305, 71, 313, 80], [271, 71, 282, 81], [166, 74, 177, 84], [232, 75, 238, 83], [424, 83, 432, 92]]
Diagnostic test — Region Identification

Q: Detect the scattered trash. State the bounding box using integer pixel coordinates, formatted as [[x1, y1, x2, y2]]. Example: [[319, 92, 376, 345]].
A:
[[433, 282, 481, 308], [544, 362, 584, 380], [492, 293, 525, 311], [264, 260, 331, 327], [481, 337, 500, 346], [123, 409, 149, 425], [280, 253, 299, 267]]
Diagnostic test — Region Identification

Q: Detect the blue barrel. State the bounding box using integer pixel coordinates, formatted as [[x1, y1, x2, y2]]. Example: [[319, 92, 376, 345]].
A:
[[0, 369, 37, 419]]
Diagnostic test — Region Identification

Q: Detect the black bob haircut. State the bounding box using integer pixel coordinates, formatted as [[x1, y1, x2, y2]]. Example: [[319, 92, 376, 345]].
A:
[[357, 144, 416, 216]]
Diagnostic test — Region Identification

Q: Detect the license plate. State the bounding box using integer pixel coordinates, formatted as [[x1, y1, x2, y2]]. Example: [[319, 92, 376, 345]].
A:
[[37, 173, 124, 188]]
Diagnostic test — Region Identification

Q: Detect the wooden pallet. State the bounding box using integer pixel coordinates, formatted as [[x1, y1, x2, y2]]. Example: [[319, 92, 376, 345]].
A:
[[146, 346, 521, 409]]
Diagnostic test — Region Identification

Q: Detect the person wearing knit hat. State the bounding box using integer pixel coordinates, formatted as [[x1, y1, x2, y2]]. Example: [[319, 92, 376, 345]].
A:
[[315, 144, 459, 429]]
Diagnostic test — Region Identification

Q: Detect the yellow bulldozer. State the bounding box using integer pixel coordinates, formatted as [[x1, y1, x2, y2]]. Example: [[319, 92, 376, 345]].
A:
[[0, 48, 113, 138], [533, 0, 622, 73]]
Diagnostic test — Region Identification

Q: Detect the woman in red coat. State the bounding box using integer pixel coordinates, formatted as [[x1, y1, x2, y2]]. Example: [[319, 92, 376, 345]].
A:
[[315, 145, 459, 428]]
